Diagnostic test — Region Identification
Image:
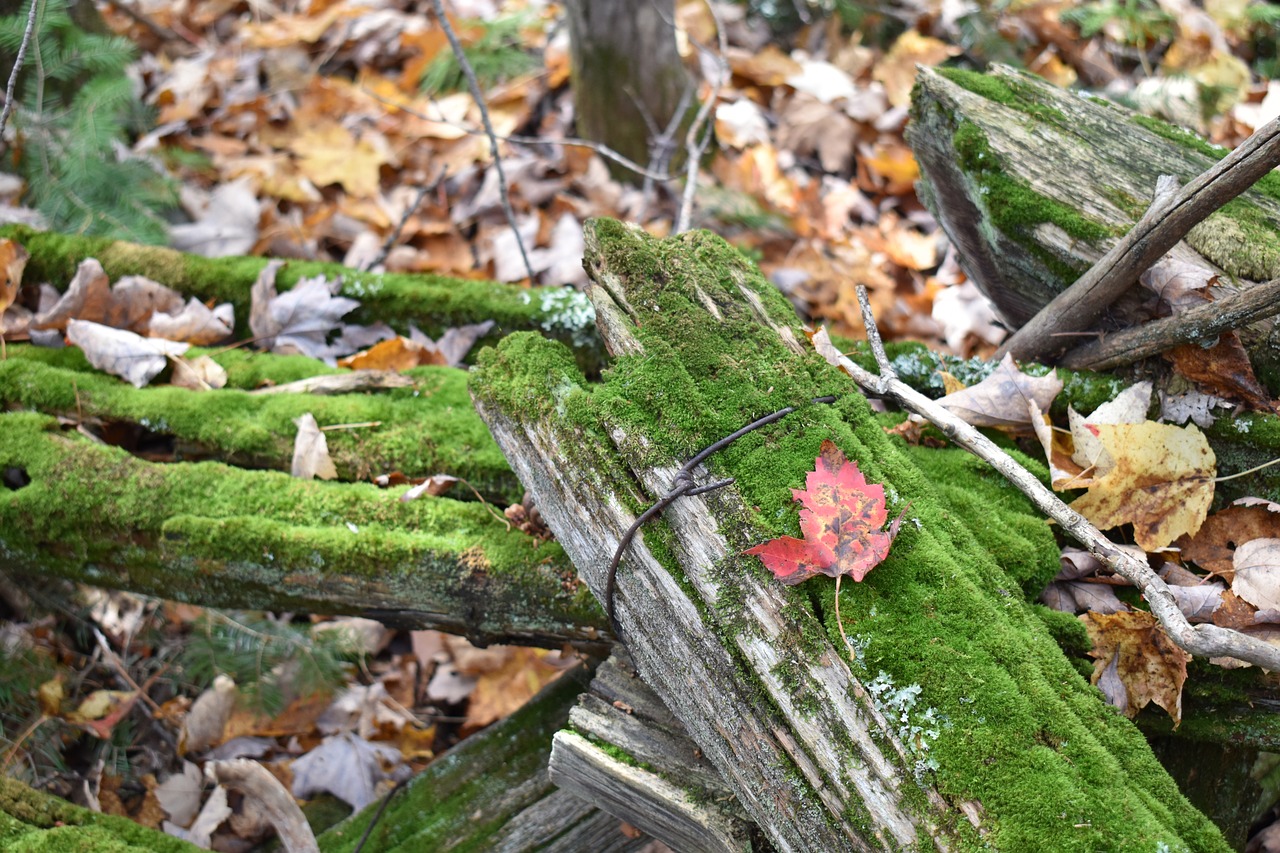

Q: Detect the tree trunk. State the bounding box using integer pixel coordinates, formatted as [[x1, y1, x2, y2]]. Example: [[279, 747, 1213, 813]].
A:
[[470, 218, 1229, 850], [564, 0, 691, 182]]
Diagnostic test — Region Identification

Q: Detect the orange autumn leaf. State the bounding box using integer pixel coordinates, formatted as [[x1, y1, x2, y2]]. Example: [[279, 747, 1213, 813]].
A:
[[745, 440, 905, 585], [1068, 422, 1215, 550], [1081, 610, 1188, 727]]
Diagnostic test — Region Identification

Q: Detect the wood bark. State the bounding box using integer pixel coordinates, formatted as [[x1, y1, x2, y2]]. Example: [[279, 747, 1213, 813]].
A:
[[471, 218, 1227, 850]]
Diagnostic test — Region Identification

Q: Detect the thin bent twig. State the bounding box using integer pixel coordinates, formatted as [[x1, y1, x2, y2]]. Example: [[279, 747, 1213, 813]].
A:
[[427, 0, 535, 283]]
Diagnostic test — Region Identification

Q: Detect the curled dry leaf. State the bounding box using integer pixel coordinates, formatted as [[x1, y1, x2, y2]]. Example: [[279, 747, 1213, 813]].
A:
[[937, 353, 1062, 430], [1081, 610, 1188, 728], [1232, 538, 1280, 611], [1178, 504, 1280, 578], [67, 319, 190, 388], [291, 413, 338, 480]]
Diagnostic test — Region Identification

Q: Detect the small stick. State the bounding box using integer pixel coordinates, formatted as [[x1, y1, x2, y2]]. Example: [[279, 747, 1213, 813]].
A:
[[427, 0, 535, 283], [605, 396, 837, 639], [0, 0, 39, 140], [1059, 275, 1280, 370]]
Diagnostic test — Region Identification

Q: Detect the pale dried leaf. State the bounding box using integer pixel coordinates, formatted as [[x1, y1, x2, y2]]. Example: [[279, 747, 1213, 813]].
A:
[[33, 259, 112, 332], [291, 413, 338, 480], [170, 355, 228, 391], [156, 761, 204, 828], [290, 732, 409, 811], [149, 298, 234, 345], [67, 320, 189, 388], [1040, 581, 1125, 614], [170, 178, 261, 258], [180, 674, 237, 755], [1233, 538, 1280, 611], [1069, 381, 1152, 472], [938, 353, 1062, 429]]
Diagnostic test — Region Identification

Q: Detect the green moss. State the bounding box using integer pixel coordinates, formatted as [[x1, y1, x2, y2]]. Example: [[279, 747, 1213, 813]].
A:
[[0, 777, 195, 852], [951, 121, 1114, 284], [936, 66, 1068, 125], [471, 219, 1229, 850], [0, 411, 601, 639], [0, 348, 517, 501], [0, 224, 603, 363]]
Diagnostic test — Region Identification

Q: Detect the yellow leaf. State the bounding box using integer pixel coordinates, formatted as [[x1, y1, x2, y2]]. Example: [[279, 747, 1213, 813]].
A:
[[1081, 610, 1188, 727], [1069, 422, 1216, 550], [290, 122, 391, 199]]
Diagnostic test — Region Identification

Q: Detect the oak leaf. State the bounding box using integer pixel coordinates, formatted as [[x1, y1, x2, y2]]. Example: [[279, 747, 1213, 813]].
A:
[[745, 440, 904, 585]]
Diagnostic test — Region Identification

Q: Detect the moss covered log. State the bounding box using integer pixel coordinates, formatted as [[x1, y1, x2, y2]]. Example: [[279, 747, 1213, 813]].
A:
[[318, 661, 650, 853], [0, 410, 603, 647], [471, 219, 1228, 850], [0, 224, 601, 362], [908, 65, 1280, 374], [0, 345, 519, 501], [0, 775, 197, 852]]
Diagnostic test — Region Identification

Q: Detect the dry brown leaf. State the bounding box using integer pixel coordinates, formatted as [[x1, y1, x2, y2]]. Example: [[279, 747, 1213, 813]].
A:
[[1068, 421, 1215, 550], [1178, 504, 1280, 578], [937, 353, 1062, 430], [1082, 610, 1189, 727], [0, 238, 29, 317], [462, 647, 568, 733], [180, 674, 238, 755], [1164, 331, 1272, 411], [872, 29, 960, 107], [728, 44, 801, 86], [1040, 580, 1125, 614], [33, 258, 113, 332]]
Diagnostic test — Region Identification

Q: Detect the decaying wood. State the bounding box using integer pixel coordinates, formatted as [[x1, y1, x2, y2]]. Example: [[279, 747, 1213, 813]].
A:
[[1001, 107, 1280, 361], [319, 662, 652, 853], [550, 652, 758, 852], [908, 65, 1280, 367], [471, 218, 1227, 850]]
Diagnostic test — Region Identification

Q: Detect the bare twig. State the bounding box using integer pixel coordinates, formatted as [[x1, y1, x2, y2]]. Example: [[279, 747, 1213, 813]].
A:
[[605, 396, 837, 639], [674, 0, 728, 234], [1001, 109, 1280, 362], [427, 0, 535, 282], [361, 85, 679, 183], [0, 0, 40, 140], [1060, 275, 1280, 370], [366, 167, 445, 271], [827, 285, 1280, 672]]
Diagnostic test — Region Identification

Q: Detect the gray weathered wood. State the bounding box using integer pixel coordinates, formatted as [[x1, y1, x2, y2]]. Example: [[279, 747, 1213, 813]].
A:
[[549, 653, 756, 852], [908, 64, 1280, 341]]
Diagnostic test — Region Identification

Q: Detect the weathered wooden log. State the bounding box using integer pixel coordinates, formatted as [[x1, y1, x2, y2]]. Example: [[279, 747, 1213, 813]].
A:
[[318, 661, 652, 853], [908, 64, 1280, 366], [550, 651, 759, 851], [0, 410, 604, 648], [471, 218, 1229, 850]]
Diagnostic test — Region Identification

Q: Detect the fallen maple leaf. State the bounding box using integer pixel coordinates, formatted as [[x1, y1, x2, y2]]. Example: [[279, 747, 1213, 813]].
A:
[[745, 440, 905, 585], [1081, 610, 1188, 728], [1068, 421, 1216, 550]]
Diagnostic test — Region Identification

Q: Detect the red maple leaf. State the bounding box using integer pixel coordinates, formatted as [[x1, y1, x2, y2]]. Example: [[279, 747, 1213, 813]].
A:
[[746, 440, 905, 585]]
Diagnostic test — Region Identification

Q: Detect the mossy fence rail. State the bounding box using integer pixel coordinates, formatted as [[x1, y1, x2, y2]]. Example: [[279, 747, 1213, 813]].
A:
[[5, 65, 1280, 850]]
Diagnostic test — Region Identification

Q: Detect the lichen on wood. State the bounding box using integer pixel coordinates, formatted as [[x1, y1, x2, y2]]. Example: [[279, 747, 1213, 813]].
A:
[[471, 218, 1228, 850]]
